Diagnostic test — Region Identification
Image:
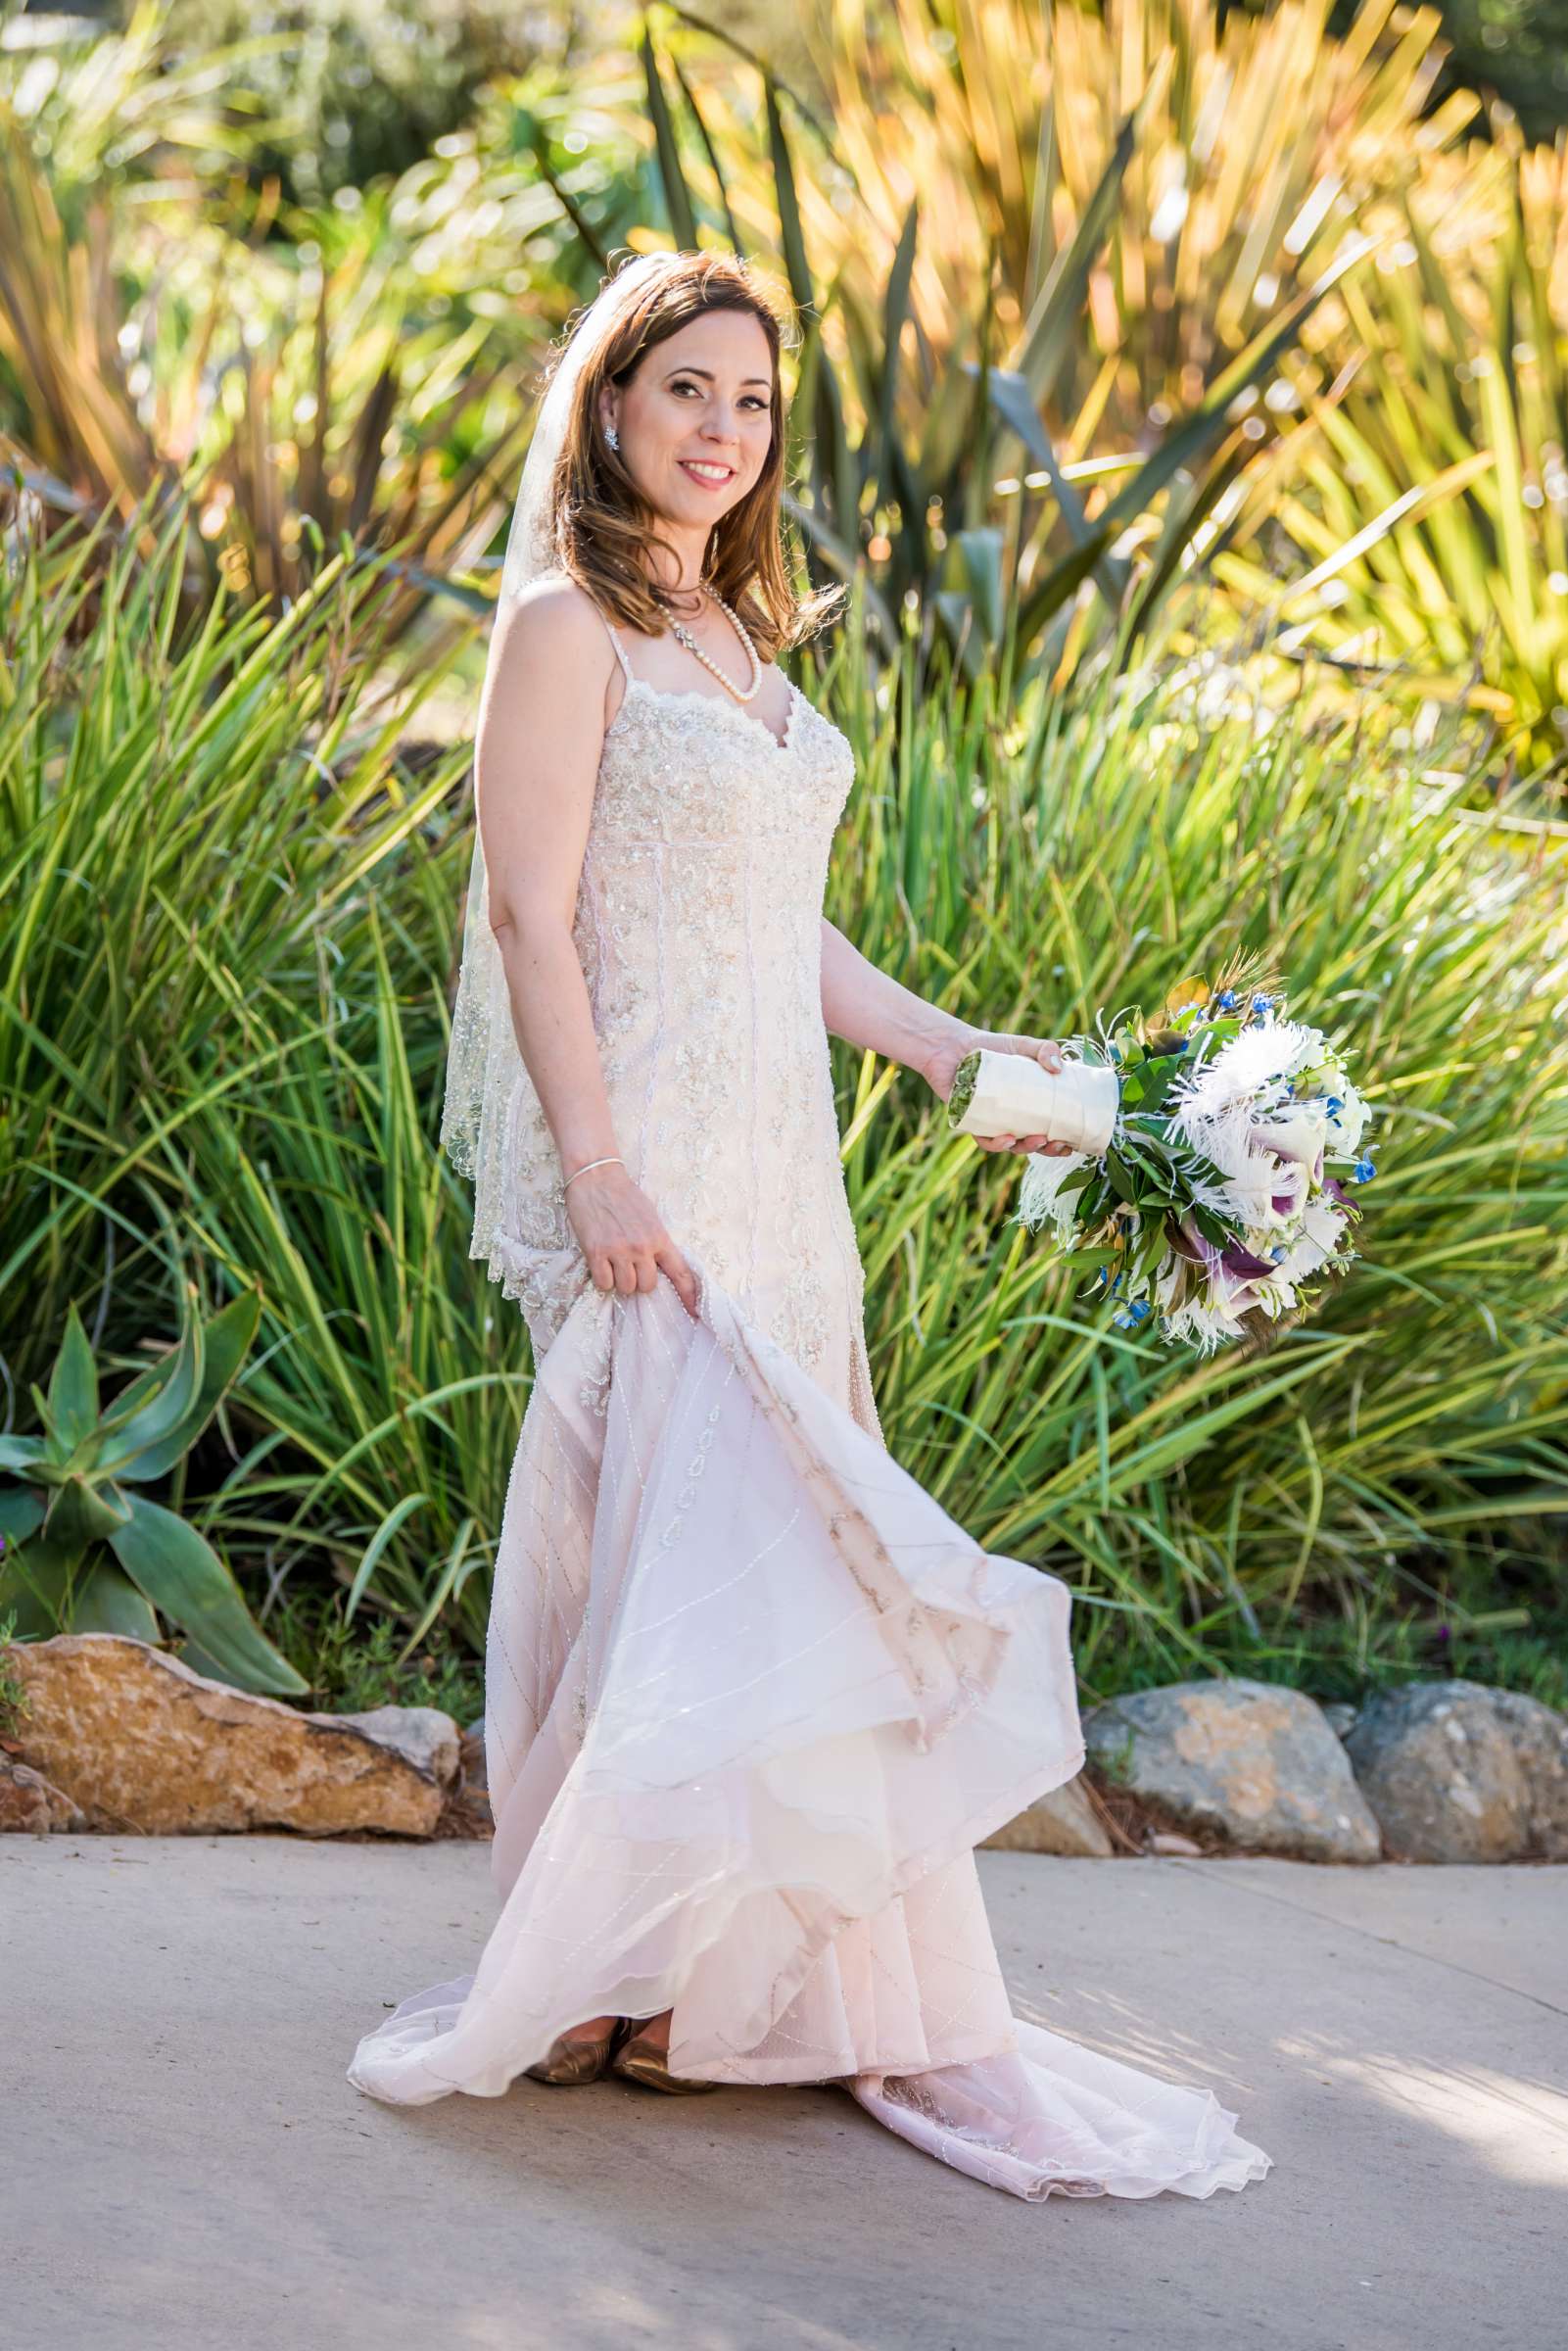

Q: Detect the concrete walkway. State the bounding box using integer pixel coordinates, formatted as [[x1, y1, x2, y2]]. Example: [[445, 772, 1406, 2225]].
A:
[[6, 1835, 1564, 2350]]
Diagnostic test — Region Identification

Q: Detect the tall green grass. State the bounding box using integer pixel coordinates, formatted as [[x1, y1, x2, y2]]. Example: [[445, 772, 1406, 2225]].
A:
[[1, 515, 525, 1683], [4, 524, 1564, 1704], [825, 593, 1568, 1699]]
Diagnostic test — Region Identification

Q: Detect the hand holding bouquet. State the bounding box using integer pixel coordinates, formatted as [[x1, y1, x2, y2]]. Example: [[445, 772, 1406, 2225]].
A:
[[946, 961, 1375, 1352]]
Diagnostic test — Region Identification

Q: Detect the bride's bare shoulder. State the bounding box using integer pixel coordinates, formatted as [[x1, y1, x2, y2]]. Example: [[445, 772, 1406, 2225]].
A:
[[509, 564, 620, 639], [495, 571, 615, 669]]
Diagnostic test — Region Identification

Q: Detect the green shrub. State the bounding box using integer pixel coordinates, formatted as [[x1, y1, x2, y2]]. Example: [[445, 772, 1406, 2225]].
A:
[[6, 513, 1564, 1707], [823, 597, 1568, 1697]]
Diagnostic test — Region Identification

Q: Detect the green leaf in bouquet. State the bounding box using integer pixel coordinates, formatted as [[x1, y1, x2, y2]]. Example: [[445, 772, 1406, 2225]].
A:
[[1104, 1149, 1139, 1205], [1181, 1152, 1232, 1193], [1136, 1057, 1188, 1117], [1137, 1221, 1172, 1274], [1080, 1177, 1114, 1223], [1191, 1203, 1234, 1249]]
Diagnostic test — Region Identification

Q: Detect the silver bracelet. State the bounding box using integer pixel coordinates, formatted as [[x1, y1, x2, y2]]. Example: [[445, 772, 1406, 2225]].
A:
[[562, 1154, 624, 1192]]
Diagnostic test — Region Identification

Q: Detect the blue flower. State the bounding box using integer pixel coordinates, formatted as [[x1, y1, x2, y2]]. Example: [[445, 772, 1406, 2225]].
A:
[[1215, 988, 1238, 1011], [1353, 1156, 1376, 1183], [1129, 1300, 1151, 1321], [1252, 992, 1272, 1010]]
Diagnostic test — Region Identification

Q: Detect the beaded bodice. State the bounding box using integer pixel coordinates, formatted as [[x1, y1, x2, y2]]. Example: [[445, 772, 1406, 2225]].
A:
[[485, 634, 864, 1393]]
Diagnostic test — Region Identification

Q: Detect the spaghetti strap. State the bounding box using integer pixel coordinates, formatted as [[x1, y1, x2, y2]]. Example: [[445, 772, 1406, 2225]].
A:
[[595, 603, 635, 685]]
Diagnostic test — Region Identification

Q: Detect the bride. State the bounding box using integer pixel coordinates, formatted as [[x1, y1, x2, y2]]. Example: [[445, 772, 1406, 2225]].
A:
[[346, 246, 1272, 2205]]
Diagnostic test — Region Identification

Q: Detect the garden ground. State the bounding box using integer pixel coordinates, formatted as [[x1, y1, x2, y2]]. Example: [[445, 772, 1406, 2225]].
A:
[[7, 1839, 1563, 2349]]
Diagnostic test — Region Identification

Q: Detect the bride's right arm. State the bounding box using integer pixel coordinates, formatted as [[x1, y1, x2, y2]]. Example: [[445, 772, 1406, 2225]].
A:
[[475, 583, 697, 1316], [477, 582, 619, 1179]]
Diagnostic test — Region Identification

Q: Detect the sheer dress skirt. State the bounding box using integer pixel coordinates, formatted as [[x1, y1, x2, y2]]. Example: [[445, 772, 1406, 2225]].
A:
[[347, 1260, 1273, 2205]]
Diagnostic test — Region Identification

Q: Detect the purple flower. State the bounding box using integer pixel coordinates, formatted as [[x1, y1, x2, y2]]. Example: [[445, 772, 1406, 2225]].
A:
[[1221, 1241, 1277, 1279]]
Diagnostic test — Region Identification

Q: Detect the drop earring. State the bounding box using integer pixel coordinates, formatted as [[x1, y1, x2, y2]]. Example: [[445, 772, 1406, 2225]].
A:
[[604, 419, 620, 452]]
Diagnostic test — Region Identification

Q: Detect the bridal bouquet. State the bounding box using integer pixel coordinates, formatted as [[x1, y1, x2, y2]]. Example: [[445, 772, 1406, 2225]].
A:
[[946, 962, 1375, 1352]]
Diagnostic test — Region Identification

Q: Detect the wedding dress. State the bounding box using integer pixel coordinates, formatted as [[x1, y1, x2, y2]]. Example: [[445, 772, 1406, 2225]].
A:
[[345, 607, 1273, 2204]]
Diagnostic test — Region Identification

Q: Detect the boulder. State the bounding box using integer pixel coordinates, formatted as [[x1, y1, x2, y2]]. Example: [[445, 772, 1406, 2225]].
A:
[[461, 1714, 488, 1796], [1343, 1679, 1568, 1863], [434, 1714, 493, 1839], [3, 1633, 459, 1837], [979, 1771, 1117, 1856], [0, 1755, 84, 1835], [1081, 1677, 1382, 1863]]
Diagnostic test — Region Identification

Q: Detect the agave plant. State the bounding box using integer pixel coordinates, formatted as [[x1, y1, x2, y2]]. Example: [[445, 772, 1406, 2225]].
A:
[[0, 1288, 309, 1696]]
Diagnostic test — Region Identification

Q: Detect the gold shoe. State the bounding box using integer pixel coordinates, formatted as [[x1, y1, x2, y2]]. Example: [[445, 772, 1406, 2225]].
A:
[[610, 2022, 720, 2095], [524, 2015, 631, 2086]]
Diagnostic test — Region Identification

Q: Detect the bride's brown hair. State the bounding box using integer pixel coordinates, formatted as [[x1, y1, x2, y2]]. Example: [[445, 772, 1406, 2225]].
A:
[[544, 248, 844, 660]]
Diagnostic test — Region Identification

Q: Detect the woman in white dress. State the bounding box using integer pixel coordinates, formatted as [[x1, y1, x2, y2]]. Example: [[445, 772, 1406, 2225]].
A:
[[346, 248, 1272, 2204]]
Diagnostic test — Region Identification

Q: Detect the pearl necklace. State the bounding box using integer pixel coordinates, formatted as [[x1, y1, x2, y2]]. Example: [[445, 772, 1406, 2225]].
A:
[[667, 585, 763, 703]]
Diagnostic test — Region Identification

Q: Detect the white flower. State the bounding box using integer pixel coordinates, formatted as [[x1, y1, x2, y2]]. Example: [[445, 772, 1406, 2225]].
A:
[[1268, 1198, 1349, 1286], [1326, 1082, 1368, 1158]]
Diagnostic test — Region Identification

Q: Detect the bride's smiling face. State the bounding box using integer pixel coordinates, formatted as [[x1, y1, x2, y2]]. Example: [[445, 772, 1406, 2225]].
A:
[[600, 308, 775, 532]]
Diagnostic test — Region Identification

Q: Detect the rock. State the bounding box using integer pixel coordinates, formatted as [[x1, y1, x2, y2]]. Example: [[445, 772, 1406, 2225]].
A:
[[4, 1634, 459, 1838], [432, 1714, 493, 1840], [0, 1756, 84, 1834], [1343, 1679, 1568, 1863], [979, 1771, 1116, 1856], [1321, 1703, 1359, 1741], [1148, 1832, 1205, 1856], [459, 1716, 488, 1798], [1081, 1678, 1383, 1863], [329, 1704, 459, 1787]]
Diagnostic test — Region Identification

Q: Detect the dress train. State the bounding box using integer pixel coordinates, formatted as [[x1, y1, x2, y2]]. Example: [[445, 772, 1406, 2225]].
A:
[[347, 1265, 1272, 2204]]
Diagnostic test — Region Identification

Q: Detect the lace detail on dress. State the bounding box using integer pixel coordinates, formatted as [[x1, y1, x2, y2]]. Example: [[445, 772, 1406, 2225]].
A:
[[481, 671, 860, 1398]]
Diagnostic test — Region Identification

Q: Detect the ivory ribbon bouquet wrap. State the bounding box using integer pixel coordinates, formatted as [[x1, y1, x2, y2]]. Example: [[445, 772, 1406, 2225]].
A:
[[947, 965, 1375, 1353]]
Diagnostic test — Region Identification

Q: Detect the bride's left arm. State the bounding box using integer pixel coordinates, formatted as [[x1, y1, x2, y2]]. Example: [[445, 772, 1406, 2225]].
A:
[[818, 918, 1073, 1158]]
